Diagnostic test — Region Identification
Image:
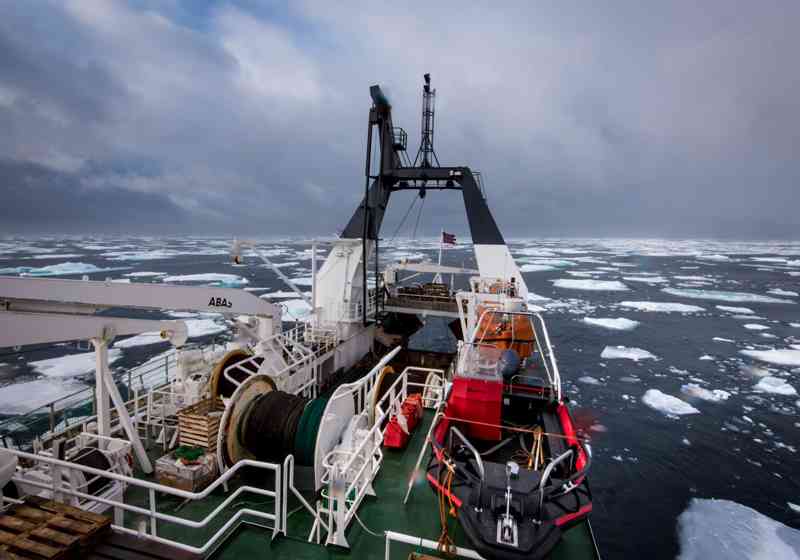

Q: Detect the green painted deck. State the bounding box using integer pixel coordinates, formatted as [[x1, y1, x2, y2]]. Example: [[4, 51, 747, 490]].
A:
[[122, 411, 600, 559]]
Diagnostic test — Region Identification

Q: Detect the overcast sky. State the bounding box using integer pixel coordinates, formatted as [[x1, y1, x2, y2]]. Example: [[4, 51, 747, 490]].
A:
[[1, 1, 798, 239]]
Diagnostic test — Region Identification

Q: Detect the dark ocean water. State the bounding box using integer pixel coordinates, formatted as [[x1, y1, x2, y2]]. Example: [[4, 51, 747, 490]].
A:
[[1, 236, 799, 558]]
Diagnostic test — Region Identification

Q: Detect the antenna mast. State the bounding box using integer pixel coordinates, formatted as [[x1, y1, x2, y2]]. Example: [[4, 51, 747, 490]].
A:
[[414, 73, 440, 168]]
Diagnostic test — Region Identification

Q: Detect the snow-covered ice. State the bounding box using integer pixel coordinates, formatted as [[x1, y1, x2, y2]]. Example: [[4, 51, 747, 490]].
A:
[[601, 346, 658, 361], [743, 324, 770, 331], [30, 349, 122, 378], [583, 317, 639, 330], [716, 305, 755, 314], [262, 290, 309, 299], [519, 264, 555, 272], [681, 383, 731, 402], [677, 498, 800, 560], [663, 287, 795, 304], [642, 389, 700, 416], [290, 277, 314, 287], [0, 379, 89, 414], [623, 276, 668, 284], [767, 288, 798, 297], [553, 279, 628, 291], [754, 377, 797, 396], [620, 301, 705, 313], [280, 299, 313, 321], [696, 254, 731, 262], [740, 348, 800, 367], [123, 271, 167, 278], [578, 376, 602, 385], [114, 319, 227, 348], [162, 273, 249, 287], [527, 292, 551, 303], [10, 262, 123, 277]]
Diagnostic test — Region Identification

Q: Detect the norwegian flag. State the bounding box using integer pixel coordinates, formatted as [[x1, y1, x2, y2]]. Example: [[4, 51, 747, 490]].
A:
[[441, 231, 456, 245]]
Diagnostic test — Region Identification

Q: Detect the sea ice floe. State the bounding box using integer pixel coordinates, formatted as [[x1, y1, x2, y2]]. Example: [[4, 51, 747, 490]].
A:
[[30, 349, 122, 378], [290, 277, 314, 286], [619, 301, 705, 313], [280, 299, 313, 321], [677, 498, 800, 560], [743, 324, 770, 331], [642, 389, 699, 416], [261, 290, 310, 299], [582, 317, 640, 331], [526, 292, 551, 303], [767, 288, 798, 297], [622, 276, 668, 284], [662, 287, 795, 304], [754, 377, 797, 396], [0, 378, 89, 414], [674, 275, 715, 284], [162, 273, 249, 287], [521, 258, 576, 268], [578, 376, 601, 385], [696, 254, 731, 262], [552, 279, 628, 291], [751, 257, 790, 263], [681, 383, 731, 402], [114, 319, 227, 348], [740, 348, 800, 367], [165, 311, 199, 319], [699, 355, 715, 361], [713, 337, 735, 343], [790, 323, 800, 328], [23, 253, 84, 260], [122, 271, 167, 278], [519, 264, 555, 272], [716, 305, 755, 314], [102, 249, 187, 261], [601, 346, 658, 361], [9, 262, 123, 277]]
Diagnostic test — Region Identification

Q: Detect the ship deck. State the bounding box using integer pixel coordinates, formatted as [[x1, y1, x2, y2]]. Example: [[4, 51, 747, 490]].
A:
[[122, 410, 600, 559]]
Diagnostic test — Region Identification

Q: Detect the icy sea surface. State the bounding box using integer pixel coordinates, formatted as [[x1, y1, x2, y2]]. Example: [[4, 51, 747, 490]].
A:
[[1, 236, 800, 558]]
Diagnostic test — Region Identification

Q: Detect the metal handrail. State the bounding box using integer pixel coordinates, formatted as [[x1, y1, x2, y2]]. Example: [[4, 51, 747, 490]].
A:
[[538, 448, 573, 515], [6, 446, 285, 554], [448, 426, 485, 481], [461, 308, 562, 402]]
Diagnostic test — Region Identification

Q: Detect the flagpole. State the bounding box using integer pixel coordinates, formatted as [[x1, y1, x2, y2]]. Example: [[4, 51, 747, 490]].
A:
[[438, 229, 443, 267]]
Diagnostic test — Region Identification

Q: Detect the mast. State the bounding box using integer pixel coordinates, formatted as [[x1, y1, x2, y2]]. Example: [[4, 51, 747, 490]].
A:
[[413, 73, 440, 169]]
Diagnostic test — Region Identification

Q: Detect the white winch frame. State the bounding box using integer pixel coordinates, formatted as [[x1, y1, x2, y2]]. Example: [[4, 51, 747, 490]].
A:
[[280, 348, 447, 548]]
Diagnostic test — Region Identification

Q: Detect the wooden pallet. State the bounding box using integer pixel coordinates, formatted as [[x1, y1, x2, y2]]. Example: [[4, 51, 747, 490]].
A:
[[177, 398, 224, 452], [0, 496, 110, 559]]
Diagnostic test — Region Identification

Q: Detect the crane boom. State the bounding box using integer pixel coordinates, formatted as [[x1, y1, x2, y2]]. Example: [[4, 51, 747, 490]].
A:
[[0, 276, 278, 317]]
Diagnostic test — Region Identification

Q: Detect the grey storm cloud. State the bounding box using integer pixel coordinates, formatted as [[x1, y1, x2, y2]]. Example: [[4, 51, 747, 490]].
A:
[[0, 0, 798, 238]]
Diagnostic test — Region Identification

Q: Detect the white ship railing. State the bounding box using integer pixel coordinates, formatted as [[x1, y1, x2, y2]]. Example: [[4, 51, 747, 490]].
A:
[[317, 358, 446, 548], [459, 308, 562, 402], [2, 445, 287, 556], [0, 350, 184, 450]]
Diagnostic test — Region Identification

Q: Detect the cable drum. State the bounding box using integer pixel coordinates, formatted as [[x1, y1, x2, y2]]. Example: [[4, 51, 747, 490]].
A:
[[238, 390, 328, 466], [293, 397, 328, 466], [70, 448, 112, 495]]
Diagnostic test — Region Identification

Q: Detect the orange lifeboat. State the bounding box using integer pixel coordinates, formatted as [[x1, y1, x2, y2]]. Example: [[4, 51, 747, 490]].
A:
[[474, 305, 535, 358]]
